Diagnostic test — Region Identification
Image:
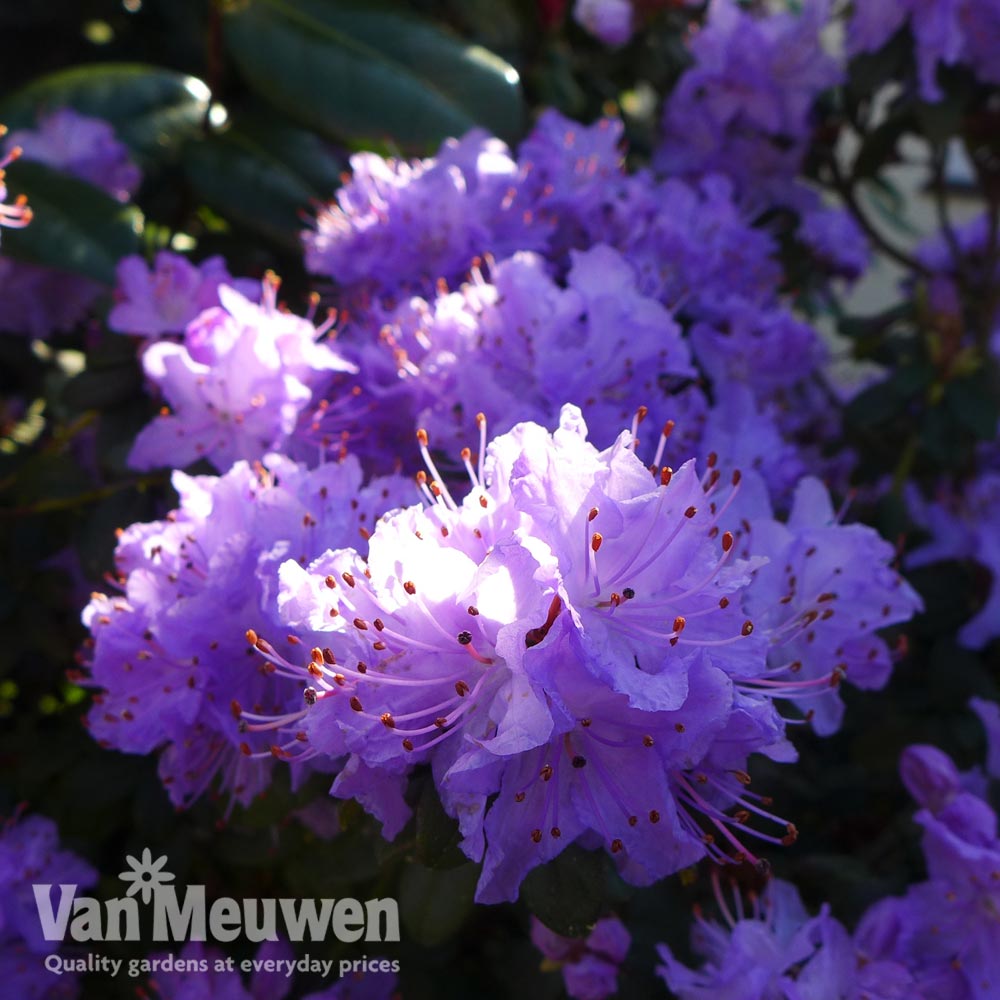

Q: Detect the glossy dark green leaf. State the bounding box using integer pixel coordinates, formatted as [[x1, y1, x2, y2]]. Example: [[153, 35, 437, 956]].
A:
[[399, 861, 479, 947], [0, 63, 210, 162], [413, 775, 466, 869], [2, 161, 141, 285], [521, 845, 615, 937], [222, 0, 524, 150], [184, 114, 342, 248], [845, 377, 902, 428], [945, 373, 999, 441]]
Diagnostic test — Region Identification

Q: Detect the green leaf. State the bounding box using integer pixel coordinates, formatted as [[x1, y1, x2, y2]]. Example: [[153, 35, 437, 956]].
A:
[[2, 161, 141, 285], [222, 0, 524, 151], [413, 774, 467, 869], [399, 862, 479, 947], [184, 113, 342, 248], [0, 63, 211, 162], [520, 845, 616, 937], [845, 377, 901, 428], [945, 374, 999, 441]]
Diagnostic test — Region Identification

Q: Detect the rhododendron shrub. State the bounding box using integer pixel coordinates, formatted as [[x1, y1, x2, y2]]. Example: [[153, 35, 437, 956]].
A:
[[2, 0, 1000, 997]]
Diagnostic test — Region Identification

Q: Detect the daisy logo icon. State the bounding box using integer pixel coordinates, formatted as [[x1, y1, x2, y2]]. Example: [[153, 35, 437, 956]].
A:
[[118, 848, 174, 904]]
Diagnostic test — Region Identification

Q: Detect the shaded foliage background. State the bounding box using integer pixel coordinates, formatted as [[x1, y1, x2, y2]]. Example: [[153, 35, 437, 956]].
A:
[[0, 1, 998, 997]]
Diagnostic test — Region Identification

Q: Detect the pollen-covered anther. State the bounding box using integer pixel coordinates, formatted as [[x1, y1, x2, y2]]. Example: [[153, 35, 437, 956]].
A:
[[230, 700, 242, 719], [685, 506, 697, 518], [457, 631, 473, 645], [588, 506, 599, 521], [531, 829, 543, 843], [661, 466, 673, 487], [611, 839, 624, 853], [310, 647, 323, 664], [307, 662, 323, 678], [416, 428, 429, 447], [722, 531, 734, 552], [642, 735, 655, 747], [741, 620, 754, 636], [550, 827, 561, 838], [353, 617, 368, 630], [350, 696, 363, 712], [591, 532, 603, 552], [245, 629, 259, 647], [782, 823, 799, 846], [455, 680, 471, 696], [719, 597, 730, 609], [540, 764, 554, 781], [380, 713, 396, 729], [434, 717, 448, 728], [673, 616, 686, 635], [322, 648, 336, 664], [514, 791, 526, 802], [649, 810, 661, 823], [732, 770, 751, 786], [403, 580, 416, 594], [341, 571, 355, 588], [402, 739, 414, 752]]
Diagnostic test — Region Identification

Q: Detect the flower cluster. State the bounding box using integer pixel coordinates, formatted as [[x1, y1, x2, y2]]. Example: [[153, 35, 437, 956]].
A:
[[531, 914, 630, 1000], [244, 405, 918, 901], [80, 454, 411, 807], [128, 275, 358, 473], [848, 0, 1000, 101], [0, 812, 97, 1000], [0, 108, 140, 338], [659, 700, 1000, 999]]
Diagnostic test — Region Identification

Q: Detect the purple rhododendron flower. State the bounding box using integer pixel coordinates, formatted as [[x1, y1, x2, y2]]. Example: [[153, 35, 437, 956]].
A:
[[854, 738, 1000, 999], [109, 252, 259, 338], [345, 245, 692, 457], [80, 454, 412, 808], [304, 130, 522, 303], [0, 812, 97, 1000], [907, 473, 1000, 649], [847, 0, 1000, 101], [658, 873, 915, 999], [531, 915, 629, 1000], [6, 108, 140, 202], [0, 109, 140, 337], [128, 277, 358, 472], [0, 257, 103, 338], [247, 402, 917, 902], [573, 0, 633, 46], [0, 138, 31, 240], [657, 0, 841, 208]]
